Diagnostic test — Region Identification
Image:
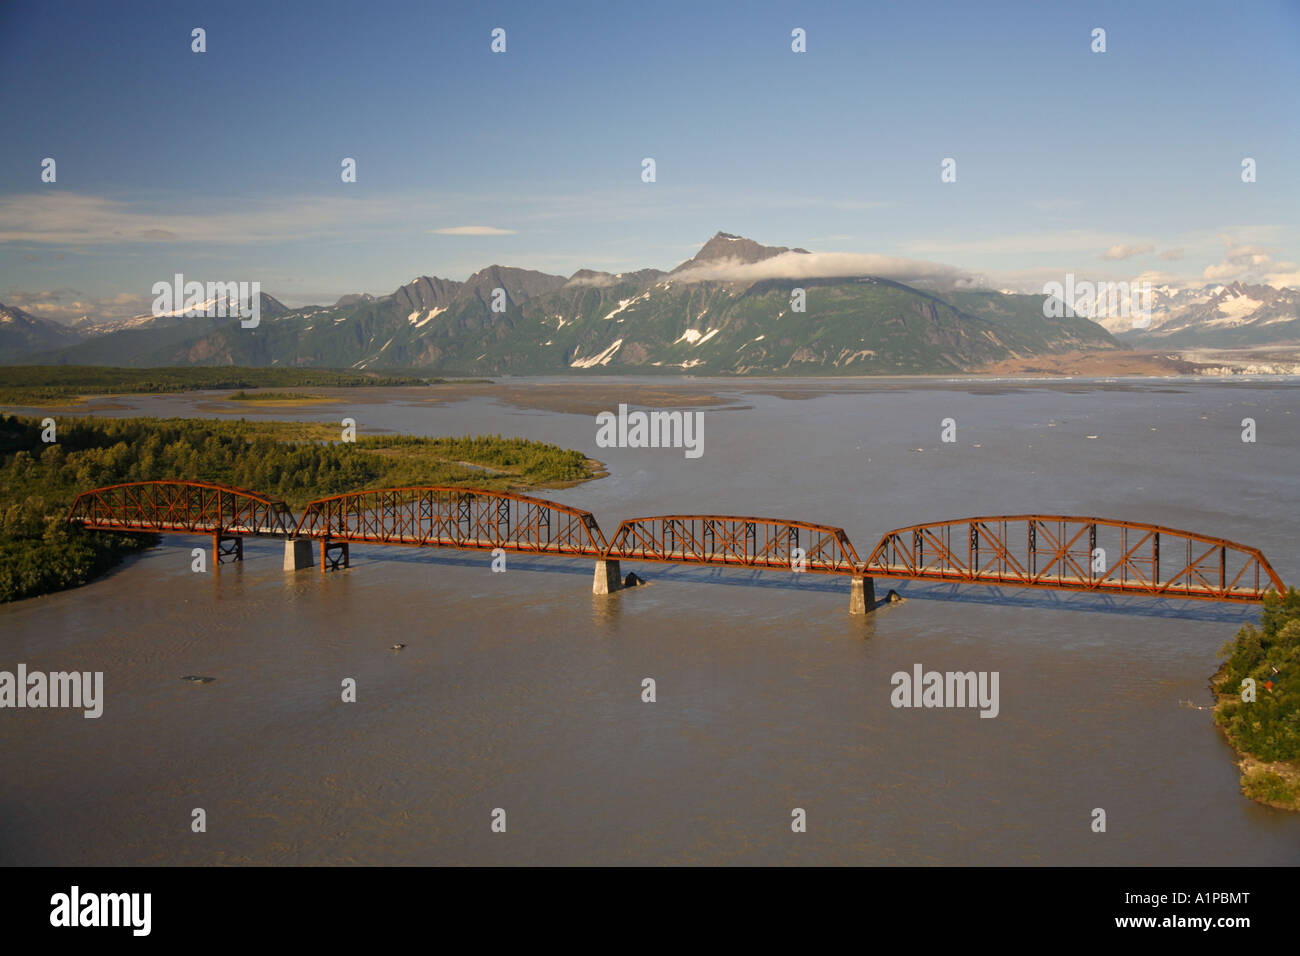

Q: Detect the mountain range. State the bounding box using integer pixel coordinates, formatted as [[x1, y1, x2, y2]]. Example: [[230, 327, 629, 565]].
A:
[[1093, 281, 1300, 346], [4, 233, 1294, 374]]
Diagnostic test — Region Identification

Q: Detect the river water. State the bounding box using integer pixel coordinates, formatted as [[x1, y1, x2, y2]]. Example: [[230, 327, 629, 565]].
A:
[[2, 377, 1298, 865]]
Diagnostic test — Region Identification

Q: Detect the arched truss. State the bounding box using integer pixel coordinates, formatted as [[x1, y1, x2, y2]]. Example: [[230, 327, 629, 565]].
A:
[[66, 481, 295, 536], [293, 486, 607, 555], [604, 515, 861, 575], [862, 515, 1286, 603]]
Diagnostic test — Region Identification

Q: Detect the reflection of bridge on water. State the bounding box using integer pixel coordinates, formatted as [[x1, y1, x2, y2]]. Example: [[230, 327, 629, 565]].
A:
[[67, 481, 1288, 614]]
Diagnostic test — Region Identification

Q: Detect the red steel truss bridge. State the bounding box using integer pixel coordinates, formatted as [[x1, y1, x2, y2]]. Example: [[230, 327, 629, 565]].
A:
[[66, 480, 295, 564], [67, 481, 1288, 611], [293, 486, 607, 570]]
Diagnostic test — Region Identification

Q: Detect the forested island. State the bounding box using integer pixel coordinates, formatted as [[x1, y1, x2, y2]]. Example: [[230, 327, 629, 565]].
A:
[[0, 413, 600, 603]]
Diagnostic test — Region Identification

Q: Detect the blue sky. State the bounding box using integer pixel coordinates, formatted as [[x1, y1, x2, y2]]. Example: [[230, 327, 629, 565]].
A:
[[2, 0, 1297, 318]]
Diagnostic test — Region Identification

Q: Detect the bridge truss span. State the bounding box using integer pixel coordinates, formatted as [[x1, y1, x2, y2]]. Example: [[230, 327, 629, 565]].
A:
[[66, 480, 295, 537], [604, 515, 861, 575], [862, 514, 1286, 603], [63, 481, 1287, 606], [293, 486, 608, 556]]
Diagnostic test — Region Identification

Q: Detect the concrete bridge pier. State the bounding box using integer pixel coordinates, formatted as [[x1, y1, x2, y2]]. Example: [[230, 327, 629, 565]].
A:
[[213, 531, 243, 564], [849, 575, 876, 615], [283, 538, 314, 571], [593, 558, 623, 594]]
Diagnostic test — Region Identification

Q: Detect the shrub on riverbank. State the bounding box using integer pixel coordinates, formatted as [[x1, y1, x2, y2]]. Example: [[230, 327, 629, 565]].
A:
[[1241, 768, 1298, 806], [0, 497, 153, 603]]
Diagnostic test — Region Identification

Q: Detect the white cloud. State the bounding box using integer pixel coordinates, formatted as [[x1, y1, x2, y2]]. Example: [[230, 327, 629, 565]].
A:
[[1262, 267, 1300, 288], [429, 226, 517, 235], [564, 272, 620, 287], [1102, 243, 1153, 261], [1203, 237, 1278, 281], [979, 231, 1297, 292]]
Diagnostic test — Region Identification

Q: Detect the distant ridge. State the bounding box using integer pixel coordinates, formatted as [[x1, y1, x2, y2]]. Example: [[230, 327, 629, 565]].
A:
[[8, 232, 1124, 372]]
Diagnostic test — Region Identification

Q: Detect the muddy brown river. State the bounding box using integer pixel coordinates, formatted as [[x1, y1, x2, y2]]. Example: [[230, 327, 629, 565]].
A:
[[2, 377, 1298, 864]]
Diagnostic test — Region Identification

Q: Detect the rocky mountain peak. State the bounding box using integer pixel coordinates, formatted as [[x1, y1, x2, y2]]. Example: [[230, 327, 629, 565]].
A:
[[671, 232, 809, 274]]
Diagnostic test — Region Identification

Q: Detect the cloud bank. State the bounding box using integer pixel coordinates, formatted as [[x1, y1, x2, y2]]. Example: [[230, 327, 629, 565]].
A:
[[1203, 236, 1299, 287], [1, 288, 152, 324], [671, 251, 976, 288], [0, 192, 407, 244]]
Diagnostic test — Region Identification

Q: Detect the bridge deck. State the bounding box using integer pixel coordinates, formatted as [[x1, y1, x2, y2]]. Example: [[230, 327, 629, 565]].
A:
[[865, 564, 1270, 602], [311, 533, 605, 556]]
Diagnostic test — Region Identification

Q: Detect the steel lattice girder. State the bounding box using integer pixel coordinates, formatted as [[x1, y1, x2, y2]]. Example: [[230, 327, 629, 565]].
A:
[[294, 486, 607, 555], [604, 515, 861, 575], [862, 515, 1286, 603], [66, 481, 294, 536]]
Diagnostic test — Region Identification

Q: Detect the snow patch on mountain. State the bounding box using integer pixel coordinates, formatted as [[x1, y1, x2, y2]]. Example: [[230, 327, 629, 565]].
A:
[[603, 292, 648, 321], [413, 307, 446, 328], [570, 339, 624, 368]]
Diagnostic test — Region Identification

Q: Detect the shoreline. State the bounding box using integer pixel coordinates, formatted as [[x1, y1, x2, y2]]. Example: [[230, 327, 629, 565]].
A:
[[6, 374, 1300, 423], [1210, 660, 1300, 812]]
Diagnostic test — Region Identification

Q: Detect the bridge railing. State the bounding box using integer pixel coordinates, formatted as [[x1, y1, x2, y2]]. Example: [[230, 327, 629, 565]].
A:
[[293, 486, 608, 555], [604, 515, 861, 575], [862, 515, 1286, 603], [66, 480, 295, 536]]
